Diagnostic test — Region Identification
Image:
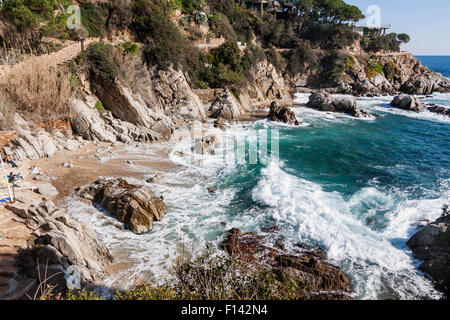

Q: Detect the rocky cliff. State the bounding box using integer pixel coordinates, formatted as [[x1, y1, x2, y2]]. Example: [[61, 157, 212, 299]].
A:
[[407, 207, 450, 296], [288, 51, 450, 97]]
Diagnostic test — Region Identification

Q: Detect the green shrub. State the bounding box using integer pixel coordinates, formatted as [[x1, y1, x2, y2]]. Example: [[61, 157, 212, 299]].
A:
[[320, 51, 348, 83], [78, 42, 121, 83], [80, 1, 110, 37], [383, 61, 397, 81], [397, 33, 410, 44], [366, 57, 384, 78], [361, 33, 400, 53], [169, 0, 204, 14], [300, 24, 360, 50], [40, 12, 78, 40], [345, 55, 355, 72], [283, 44, 318, 76], [132, 0, 198, 70], [94, 100, 105, 110], [196, 42, 265, 88], [2, 0, 61, 29], [113, 284, 176, 300], [117, 42, 140, 55]]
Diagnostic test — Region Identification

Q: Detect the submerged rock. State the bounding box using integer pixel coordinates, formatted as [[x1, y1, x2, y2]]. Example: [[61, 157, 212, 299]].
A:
[[146, 174, 164, 184], [267, 102, 300, 125], [390, 94, 425, 112], [194, 135, 218, 155], [75, 177, 167, 235], [427, 104, 450, 117]]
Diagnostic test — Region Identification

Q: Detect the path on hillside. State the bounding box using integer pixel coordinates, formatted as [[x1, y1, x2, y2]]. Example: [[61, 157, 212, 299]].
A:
[[375, 51, 411, 57], [0, 38, 108, 80]]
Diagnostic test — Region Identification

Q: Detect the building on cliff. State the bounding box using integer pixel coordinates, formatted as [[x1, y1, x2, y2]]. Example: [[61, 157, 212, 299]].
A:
[[353, 24, 391, 37]]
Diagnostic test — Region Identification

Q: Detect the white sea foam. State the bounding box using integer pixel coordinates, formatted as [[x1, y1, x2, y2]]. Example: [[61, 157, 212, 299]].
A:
[[294, 92, 450, 124], [62, 92, 449, 299], [251, 161, 445, 299]]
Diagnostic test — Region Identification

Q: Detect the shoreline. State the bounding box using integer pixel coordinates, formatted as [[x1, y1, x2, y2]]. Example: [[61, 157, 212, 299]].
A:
[[1, 91, 449, 299]]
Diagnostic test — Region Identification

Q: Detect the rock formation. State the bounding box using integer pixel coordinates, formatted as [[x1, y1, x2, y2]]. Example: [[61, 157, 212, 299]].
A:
[[307, 91, 370, 117], [407, 207, 450, 295], [194, 135, 218, 155], [220, 228, 352, 299], [267, 102, 300, 125], [239, 60, 293, 110], [390, 94, 425, 112], [426, 104, 450, 117], [75, 177, 167, 234], [6, 200, 112, 293], [208, 89, 243, 120], [288, 52, 450, 97], [2, 126, 85, 162]]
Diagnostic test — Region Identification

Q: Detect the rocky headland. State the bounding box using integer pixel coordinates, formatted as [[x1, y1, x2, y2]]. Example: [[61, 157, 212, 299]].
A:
[[407, 206, 450, 296]]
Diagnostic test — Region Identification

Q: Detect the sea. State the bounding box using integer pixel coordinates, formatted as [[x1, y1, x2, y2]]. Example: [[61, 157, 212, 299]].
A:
[[64, 56, 450, 300]]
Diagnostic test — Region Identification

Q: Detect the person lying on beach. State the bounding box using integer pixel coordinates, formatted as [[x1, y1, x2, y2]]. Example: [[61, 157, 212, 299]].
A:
[[4, 154, 18, 168], [8, 172, 24, 184]]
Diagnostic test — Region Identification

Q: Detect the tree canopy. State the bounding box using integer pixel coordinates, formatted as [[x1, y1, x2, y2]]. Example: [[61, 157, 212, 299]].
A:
[[397, 33, 411, 44]]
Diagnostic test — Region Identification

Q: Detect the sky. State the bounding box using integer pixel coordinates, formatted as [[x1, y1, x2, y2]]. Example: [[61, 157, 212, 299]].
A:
[[345, 0, 450, 55]]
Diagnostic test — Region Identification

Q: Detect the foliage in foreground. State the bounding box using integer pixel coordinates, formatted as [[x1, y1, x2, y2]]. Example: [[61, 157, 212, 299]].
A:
[[44, 253, 311, 301]]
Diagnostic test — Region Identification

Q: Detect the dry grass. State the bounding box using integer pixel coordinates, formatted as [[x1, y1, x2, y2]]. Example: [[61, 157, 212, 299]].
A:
[[0, 59, 73, 123]]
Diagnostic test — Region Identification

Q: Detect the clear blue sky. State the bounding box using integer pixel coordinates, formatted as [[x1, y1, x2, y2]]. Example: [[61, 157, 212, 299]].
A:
[[345, 0, 450, 55]]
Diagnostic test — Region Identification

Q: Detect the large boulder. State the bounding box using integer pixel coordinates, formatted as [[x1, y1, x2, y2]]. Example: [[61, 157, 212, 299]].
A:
[[390, 94, 425, 112], [267, 102, 300, 125], [75, 177, 167, 234], [400, 74, 450, 96], [220, 228, 352, 298], [407, 207, 450, 294], [36, 183, 59, 198], [307, 91, 369, 117], [239, 60, 293, 110], [194, 135, 218, 155], [70, 99, 117, 143], [208, 89, 243, 120], [8, 200, 112, 293]]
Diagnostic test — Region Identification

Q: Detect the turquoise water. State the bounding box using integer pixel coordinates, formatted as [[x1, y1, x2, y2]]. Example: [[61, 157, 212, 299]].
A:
[[193, 94, 450, 300], [68, 58, 450, 300]]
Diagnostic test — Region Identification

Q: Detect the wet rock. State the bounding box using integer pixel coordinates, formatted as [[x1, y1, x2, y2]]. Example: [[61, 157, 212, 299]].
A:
[[390, 94, 425, 112], [307, 91, 369, 117], [146, 174, 164, 184], [267, 102, 300, 125], [407, 206, 450, 294], [194, 135, 218, 155], [75, 177, 167, 234], [219, 228, 352, 296], [426, 104, 450, 117], [207, 186, 217, 194], [213, 117, 228, 130]]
